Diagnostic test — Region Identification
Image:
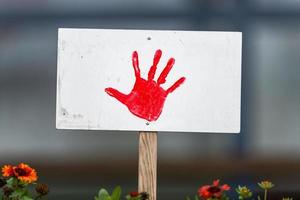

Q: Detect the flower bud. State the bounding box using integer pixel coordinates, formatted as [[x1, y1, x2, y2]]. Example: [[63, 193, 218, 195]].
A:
[[35, 183, 49, 195], [140, 192, 149, 200], [258, 181, 274, 190]]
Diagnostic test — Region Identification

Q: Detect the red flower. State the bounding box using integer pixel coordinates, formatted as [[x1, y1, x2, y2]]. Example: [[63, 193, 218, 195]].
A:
[[198, 179, 230, 199], [2, 165, 14, 177], [130, 191, 139, 197]]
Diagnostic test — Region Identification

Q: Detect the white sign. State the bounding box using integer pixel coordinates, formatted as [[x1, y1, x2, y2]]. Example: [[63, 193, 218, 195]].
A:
[[56, 29, 242, 133]]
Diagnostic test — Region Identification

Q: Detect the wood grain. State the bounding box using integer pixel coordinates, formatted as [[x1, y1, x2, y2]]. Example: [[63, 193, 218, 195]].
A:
[[138, 131, 157, 200]]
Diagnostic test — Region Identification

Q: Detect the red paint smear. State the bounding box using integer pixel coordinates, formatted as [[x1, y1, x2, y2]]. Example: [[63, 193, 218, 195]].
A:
[[105, 49, 186, 122]]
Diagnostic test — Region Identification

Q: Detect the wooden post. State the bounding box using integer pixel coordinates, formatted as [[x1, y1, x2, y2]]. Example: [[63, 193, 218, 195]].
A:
[[138, 131, 157, 200]]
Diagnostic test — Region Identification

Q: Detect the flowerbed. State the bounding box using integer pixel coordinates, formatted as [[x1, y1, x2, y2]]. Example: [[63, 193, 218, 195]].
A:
[[0, 163, 48, 200], [0, 163, 294, 200]]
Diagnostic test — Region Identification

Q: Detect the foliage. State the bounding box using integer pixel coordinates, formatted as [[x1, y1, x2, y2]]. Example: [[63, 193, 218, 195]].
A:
[[185, 180, 292, 200], [94, 187, 149, 200], [94, 186, 122, 200], [96, 180, 292, 200], [0, 163, 48, 200], [1, 163, 295, 200]]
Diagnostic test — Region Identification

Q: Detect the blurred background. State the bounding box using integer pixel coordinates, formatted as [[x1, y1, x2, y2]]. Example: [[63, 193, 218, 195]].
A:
[[1, 0, 300, 199]]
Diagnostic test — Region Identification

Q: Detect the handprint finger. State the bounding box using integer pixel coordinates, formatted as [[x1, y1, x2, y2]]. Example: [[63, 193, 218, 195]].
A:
[[166, 77, 186, 94], [105, 87, 128, 104], [157, 58, 175, 85], [148, 49, 162, 81], [132, 51, 140, 78]]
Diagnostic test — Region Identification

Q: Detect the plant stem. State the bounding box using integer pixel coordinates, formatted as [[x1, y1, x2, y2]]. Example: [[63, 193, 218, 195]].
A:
[[264, 189, 267, 200], [34, 194, 43, 200]]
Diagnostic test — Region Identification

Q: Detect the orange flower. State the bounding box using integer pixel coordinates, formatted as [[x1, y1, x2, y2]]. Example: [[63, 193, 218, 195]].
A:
[[13, 163, 38, 183], [2, 165, 14, 177], [198, 179, 230, 199]]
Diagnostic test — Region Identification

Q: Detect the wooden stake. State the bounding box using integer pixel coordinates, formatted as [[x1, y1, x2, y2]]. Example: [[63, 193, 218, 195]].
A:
[[138, 131, 157, 200]]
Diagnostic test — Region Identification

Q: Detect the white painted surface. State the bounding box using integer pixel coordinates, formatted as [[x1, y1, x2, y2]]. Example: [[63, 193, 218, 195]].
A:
[[56, 28, 242, 133]]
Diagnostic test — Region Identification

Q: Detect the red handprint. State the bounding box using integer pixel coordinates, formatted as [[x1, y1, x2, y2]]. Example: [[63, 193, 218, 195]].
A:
[[105, 49, 186, 122]]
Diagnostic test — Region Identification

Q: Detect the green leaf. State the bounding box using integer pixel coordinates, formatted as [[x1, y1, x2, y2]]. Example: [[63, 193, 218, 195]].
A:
[[257, 196, 262, 200], [125, 195, 130, 200], [21, 196, 34, 200], [10, 188, 27, 198], [186, 196, 191, 200], [111, 186, 121, 200], [5, 177, 16, 188], [194, 195, 200, 200], [98, 189, 111, 200]]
